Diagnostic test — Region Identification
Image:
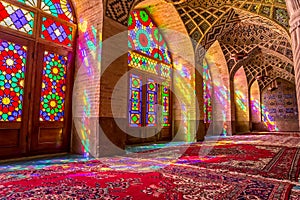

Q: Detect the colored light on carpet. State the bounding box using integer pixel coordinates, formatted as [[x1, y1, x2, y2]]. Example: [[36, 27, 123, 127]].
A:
[[0, 134, 300, 199], [0, 161, 293, 199]]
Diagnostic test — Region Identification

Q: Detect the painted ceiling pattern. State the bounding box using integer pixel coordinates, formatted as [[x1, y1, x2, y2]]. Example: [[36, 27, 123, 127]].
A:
[[243, 53, 294, 89], [105, 0, 293, 90], [175, 0, 289, 45]]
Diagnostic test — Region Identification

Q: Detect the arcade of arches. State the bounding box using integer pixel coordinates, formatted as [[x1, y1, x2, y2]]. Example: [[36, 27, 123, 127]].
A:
[[0, 0, 299, 157]]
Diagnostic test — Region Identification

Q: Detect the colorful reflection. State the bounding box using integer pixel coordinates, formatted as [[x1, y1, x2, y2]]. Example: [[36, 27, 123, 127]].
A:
[[210, 79, 230, 136], [205, 41, 231, 136], [250, 80, 261, 123], [235, 90, 247, 112], [251, 98, 279, 131], [261, 103, 279, 131], [203, 59, 212, 123], [76, 18, 102, 156], [233, 67, 250, 131], [0, 155, 90, 173], [173, 60, 194, 141], [81, 90, 91, 155]]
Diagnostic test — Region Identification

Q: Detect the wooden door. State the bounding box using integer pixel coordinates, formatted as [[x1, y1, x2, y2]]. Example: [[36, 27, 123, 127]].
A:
[[29, 44, 73, 154], [126, 72, 172, 144], [141, 76, 159, 143], [157, 82, 172, 141], [0, 32, 34, 158]]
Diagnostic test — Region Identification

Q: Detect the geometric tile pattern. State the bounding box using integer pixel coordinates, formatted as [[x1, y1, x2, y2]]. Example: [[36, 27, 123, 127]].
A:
[[218, 20, 292, 62], [174, 4, 231, 46], [183, 0, 289, 30], [200, 9, 239, 50], [242, 53, 294, 90], [104, 0, 292, 90], [106, 0, 143, 26]]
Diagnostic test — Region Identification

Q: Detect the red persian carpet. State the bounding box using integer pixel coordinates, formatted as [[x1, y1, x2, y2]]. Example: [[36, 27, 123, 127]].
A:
[[178, 144, 300, 181], [0, 134, 300, 199], [0, 160, 293, 199]]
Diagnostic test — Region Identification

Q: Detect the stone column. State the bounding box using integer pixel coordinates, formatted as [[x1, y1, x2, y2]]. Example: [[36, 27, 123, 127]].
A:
[[287, 1, 300, 129]]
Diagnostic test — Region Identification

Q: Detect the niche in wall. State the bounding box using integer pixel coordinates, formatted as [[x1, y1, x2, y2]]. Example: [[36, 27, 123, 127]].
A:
[[262, 78, 298, 131]]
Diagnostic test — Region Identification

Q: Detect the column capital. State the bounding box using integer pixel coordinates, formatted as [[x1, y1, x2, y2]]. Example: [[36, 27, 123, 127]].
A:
[[287, 0, 300, 33], [286, 0, 300, 14], [289, 9, 300, 34]]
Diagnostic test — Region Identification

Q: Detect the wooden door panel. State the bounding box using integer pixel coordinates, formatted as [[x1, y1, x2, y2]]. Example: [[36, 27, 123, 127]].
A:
[[143, 128, 157, 143], [38, 128, 62, 143], [159, 128, 171, 141], [0, 129, 20, 147], [0, 32, 34, 158], [30, 44, 72, 153], [126, 72, 172, 145]]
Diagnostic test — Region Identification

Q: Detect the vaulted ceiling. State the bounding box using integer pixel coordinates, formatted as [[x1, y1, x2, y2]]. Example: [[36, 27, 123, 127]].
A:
[[105, 0, 293, 90]]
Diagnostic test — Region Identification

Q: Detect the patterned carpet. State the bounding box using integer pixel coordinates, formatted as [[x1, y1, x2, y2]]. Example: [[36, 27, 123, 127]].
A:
[[0, 133, 300, 199]]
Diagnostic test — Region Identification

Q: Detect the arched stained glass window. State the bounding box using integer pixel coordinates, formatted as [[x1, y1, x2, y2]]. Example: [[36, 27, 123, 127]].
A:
[[0, 0, 76, 156], [128, 10, 171, 65], [41, 0, 74, 23], [128, 9, 172, 129], [0, 0, 75, 45], [18, 0, 37, 7]]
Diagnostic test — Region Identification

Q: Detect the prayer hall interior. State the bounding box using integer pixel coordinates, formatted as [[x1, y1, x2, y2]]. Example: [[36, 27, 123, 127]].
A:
[[0, 0, 300, 199]]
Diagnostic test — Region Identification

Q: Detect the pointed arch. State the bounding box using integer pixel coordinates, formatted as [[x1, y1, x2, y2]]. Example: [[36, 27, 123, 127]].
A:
[[233, 67, 249, 132], [250, 80, 261, 131], [205, 40, 231, 136]]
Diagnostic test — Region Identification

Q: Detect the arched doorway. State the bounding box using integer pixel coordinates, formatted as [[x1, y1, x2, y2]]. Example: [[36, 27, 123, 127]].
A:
[[127, 9, 172, 144], [0, 0, 76, 158]]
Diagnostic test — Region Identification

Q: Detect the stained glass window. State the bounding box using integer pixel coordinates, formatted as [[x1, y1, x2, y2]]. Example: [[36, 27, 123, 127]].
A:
[[146, 79, 157, 127], [128, 10, 171, 65], [41, 17, 73, 47], [128, 51, 159, 75], [128, 51, 171, 79], [40, 51, 67, 121], [160, 63, 171, 79], [0, 39, 27, 121], [129, 74, 142, 127], [0, 1, 35, 35], [18, 0, 37, 7], [203, 60, 212, 123], [128, 9, 172, 128], [161, 82, 170, 127], [41, 0, 74, 23]]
